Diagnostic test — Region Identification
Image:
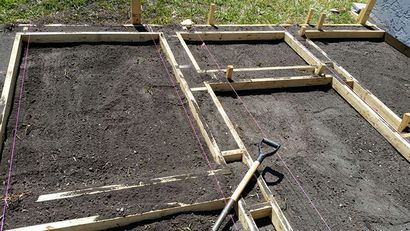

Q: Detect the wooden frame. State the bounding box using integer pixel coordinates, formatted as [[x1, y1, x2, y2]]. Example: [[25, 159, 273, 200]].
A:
[[303, 30, 385, 39], [0, 32, 160, 154], [1, 32, 239, 230], [161, 31, 293, 231], [206, 75, 410, 162], [305, 35, 410, 143], [176, 31, 322, 75]]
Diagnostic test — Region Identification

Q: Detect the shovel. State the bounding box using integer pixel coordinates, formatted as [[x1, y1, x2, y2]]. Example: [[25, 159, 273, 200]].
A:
[[212, 138, 281, 231]]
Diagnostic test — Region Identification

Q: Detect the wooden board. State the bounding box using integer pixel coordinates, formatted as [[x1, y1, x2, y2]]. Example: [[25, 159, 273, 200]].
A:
[[332, 77, 410, 162], [284, 32, 321, 66], [10, 199, 226, 231], [20, 32, 160, 43], [304, 30, 385, 39], [201, 65, 316, 74], [178, 31, 285, 42], [209, 76, 332, 92], [0, 34, 23, 153]]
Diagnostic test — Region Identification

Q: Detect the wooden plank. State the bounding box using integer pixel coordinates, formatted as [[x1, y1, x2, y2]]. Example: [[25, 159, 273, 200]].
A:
[[238, 199, 258, 231], [202, 65, 316, 74], [352, 81, 401, 130], [20, 32, 159, 43], [332, 63, 402, 130], [179, 31, 285, 41], [209, 76, 332, 92], [304, 8, 315, 24], [250, 203, 272, 220], [159, 33, 225, 164], [0, 34, 23, 153], [176, 32, 201, 72], [358, 0, 376, 25], [304, 30, 385, 39], [221, 149, 243, 162], [190, 86, 208, 92], [316, 13, 326, 30], [131, 0, 142, 24], [37, 169, 227, 202], [207, 3, 216, 25], [189, 23, 373, 27], [332, 77, 410, 162], [384, 33, 410, 57], [10, 199, 226, 231], [284, 32, 321, 66]]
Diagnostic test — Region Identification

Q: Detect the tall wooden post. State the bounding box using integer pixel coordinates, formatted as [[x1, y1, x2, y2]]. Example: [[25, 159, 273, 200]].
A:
[[131, 0, 142, 24], [358, 0, 376, 25], [207, 3, 216, 25]]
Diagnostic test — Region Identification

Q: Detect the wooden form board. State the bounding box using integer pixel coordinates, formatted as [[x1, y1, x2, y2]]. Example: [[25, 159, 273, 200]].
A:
[[206, 75, 410, 162], [176, 31, 322, 74], [10, 199, 226, 231], [304, 30, 385, 39]]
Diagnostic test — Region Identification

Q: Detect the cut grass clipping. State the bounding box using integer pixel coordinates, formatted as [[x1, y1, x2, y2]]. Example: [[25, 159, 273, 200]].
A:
[[1, 0, 366, 25]]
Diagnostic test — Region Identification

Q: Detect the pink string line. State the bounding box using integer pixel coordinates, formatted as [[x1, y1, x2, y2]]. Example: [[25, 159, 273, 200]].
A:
[[193, 26, 332, 231], [146, 25, 239, 230], [0, 32, 31, 231]]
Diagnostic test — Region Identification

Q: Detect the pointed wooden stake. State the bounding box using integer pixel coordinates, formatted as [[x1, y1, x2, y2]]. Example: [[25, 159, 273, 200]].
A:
[[207, 3, 216, 25], [225, 65, 234, 81], [131, 0, 142, 24], [316, 13, 326, 30], [304, 8, 315, 24], [298, 25, 307, 37], [398, 113, 410, 133]]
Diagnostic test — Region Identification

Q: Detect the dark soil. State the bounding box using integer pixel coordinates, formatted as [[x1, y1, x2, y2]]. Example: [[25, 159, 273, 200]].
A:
[[186, 40, 308, 70], [193, 91, 239, 151], [313, 39, 410, 116], [217, 86, 410, 230], [0, 42, 241, 228]]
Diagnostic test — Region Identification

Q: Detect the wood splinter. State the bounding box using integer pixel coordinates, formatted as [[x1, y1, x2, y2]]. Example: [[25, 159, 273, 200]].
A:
[[316, 13, 326, 30], [225, 65, 234, 82], [398, 113, 410, 133], [207, 3, 216, 25]]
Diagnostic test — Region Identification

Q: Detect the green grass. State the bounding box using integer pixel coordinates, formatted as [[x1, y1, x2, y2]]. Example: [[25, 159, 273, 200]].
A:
[[0, 0, 366, 25]]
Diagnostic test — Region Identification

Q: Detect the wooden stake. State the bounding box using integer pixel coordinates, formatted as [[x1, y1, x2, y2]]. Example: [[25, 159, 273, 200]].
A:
[[225, 65, 234, 81], [398, 113, 410, 133], [316, 13, 326, 30], [207, 3, 216, 25], [358, 0, 376, 25], [131, 0, 141, 24], [298, 25, 307, 37], [304, 8, 315, 24], [314, 63, 325, 75]]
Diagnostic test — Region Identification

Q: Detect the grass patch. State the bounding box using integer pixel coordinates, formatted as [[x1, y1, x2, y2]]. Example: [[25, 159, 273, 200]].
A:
[[1, 0, 366, 25]]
